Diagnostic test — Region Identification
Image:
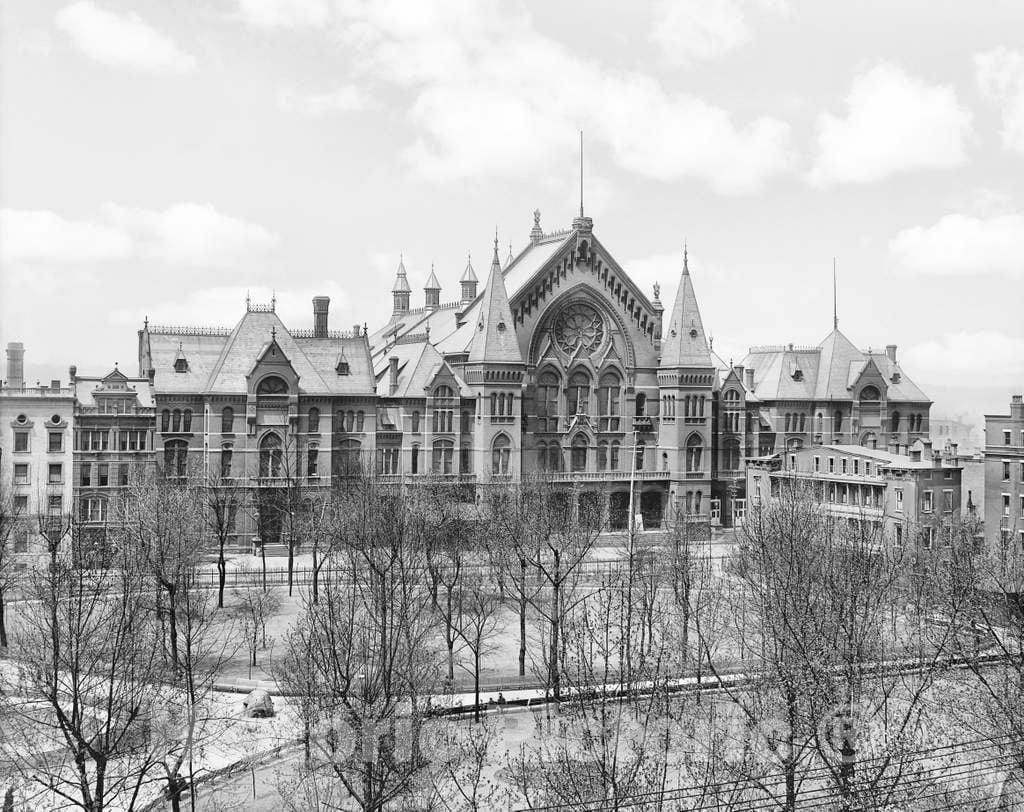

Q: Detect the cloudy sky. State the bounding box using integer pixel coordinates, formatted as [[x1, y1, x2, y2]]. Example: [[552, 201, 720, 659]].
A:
[[1, 0, 1022, 420]]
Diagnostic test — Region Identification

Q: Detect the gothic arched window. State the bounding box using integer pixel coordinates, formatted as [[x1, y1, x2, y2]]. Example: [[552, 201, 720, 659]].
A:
[[567, 370, 591, 417], [259, 433, 283, 478], [537, 370, 561, 431], [686, 434, 703, 473], [492, 434, 511, 475], [432, 439, 454, 474], [598, 372, 621, 431], [257, 375, 288, 395], [571, 435, 588, 472]]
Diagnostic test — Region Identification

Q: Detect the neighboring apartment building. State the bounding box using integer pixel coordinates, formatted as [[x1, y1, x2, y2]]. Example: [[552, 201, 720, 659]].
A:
[[70, 365, 156, 565], [0, 343, 74, 567], [984, 394, 1024, 549], [746, 440, 963, 549]]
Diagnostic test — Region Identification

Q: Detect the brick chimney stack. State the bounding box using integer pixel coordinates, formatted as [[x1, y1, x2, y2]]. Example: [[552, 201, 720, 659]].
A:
[[312, 296, 330, 338], [6, 342, 24, 389], [886, 344, 897, 363]]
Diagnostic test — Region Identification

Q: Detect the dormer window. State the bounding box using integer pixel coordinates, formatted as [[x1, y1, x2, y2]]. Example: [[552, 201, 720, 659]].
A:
[[792, 369, 803, 381], [174, 356, 189, 373], [891, 372, 901, 383], [336, 360, 350, 375]]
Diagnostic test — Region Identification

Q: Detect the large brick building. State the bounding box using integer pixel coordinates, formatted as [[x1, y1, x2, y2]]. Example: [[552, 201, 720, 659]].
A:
[[134, 209, 935, 540], [984, 394, 1024, 549]]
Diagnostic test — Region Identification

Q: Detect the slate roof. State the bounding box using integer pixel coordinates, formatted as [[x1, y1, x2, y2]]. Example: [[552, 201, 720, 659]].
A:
[[741, 328, 930, 403], [373, 342, 471, 398], [660, 250, 713, 369], [469, 240, 523, 364], [147, 310, 375, 396]]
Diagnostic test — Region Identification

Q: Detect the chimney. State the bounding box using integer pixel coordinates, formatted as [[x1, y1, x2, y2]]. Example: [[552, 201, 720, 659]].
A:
[[353, 324, 361, 337], [312, 296, 330, 338], [744, 368, 755, 391], [388, 356, 399, 396], [6, 342, 24, 389], [950, 441, 958, 461], [69, 365, 77, 381], [1012, 394, 1023, 420], [885, 344, 897, 363], [50, 380, 60, 391]]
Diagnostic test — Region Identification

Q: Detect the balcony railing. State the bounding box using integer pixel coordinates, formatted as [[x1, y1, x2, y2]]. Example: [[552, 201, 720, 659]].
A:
[[540, 470, 672, 482]]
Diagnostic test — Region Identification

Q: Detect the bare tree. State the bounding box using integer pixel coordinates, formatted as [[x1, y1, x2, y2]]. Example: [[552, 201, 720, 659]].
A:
[[233, 571, 281, 676], [273, 474, 441, 811], [490, 478, 605, 699], [0, 484, 25, 648], [119, 463, 206, 674], [0, 550, 163, 811], [206, 470, 246, 610], [453, 574, 504, 722]]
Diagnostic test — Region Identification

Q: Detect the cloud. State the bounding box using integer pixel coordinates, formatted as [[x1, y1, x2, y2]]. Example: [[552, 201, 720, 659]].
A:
[[110, 283, 350, 332], [887, 211, 1024, 278], [0, 209, 132, 264], [1, 204, 278, 273], [327, 1, 794, 193], [55, 1, 196, 73], [232, 0, 330, 29], [904, 331, 1024, 383], [102, 203, 280, 267], [650, 0, 791, 66], [975, 46, 1024, 154], [808, 62, 973, 186], [277, 85, 369, 116]]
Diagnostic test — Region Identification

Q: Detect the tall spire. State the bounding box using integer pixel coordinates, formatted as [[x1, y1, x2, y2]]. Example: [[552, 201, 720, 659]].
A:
[[832, 257, 838, 330], [683, 240, 689, 274], [469, 235, 522, 364], [661, 245, 712, 368], [579, 129, 584, 219]]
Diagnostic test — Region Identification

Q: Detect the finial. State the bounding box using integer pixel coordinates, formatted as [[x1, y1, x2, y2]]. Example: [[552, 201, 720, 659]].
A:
[[579, 129, 585, 219], [653, 282, 660, 300], [534, 209, 541, 228], [271, 290, 276, 311], [363, 322, 368, 335], [271, 325, 276, 340], [143, 315, 149, 329], [710, 334, 715, 350], [684, 240, 689, 272], [115, 360, 119, 368], [246, 291, 251, 311], [833, 257, 838, 330]]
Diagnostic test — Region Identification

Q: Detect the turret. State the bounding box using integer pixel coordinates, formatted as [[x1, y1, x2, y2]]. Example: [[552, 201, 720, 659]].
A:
[[460, 253, 478, 302], [392, 256, 411, 314], [424, 265, 441, 310]]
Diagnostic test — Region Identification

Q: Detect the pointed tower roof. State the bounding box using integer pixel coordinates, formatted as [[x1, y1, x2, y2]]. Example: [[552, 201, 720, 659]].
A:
[[460, 253, 478, 283], [469, 238, 523, 364], [814, 326, 863, 399], [423, 264, 440, 290], [661, 245, 713, 368], [392, 256, 411, 293]]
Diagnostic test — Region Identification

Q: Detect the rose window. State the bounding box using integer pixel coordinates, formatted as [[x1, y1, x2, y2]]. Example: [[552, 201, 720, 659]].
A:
[[553, 303, 605, 355]]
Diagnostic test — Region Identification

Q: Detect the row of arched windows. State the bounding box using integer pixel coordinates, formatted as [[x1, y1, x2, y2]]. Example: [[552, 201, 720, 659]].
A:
[[160, 409, 193, 433], [892, 411, 924, 433], [784, 412, 808, 433], [490, 392, 515, 417], [536, 369, 625, 431]]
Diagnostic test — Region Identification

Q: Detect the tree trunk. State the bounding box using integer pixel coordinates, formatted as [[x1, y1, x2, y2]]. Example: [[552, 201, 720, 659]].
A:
[[474, 649, 481, 723], [312, 547, 319, 604], [518, 558, 527, 677], [217, 542, 226, 609], [287, 536, 295, 598], [167, 585, 179, 672], [261, 544, 267, 593], [0, 587, 7, 648], [549, 557, 561, 699]]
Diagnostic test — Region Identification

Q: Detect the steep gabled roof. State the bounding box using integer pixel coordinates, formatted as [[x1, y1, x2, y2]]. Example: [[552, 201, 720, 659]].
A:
[[373, 342, 471, 398], [468, 239, 523, 364], [660, 248, 712, 369], [814, 327, 863, 399]]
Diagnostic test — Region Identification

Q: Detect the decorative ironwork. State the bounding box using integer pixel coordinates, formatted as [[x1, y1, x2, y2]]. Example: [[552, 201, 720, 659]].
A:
[[553, 302, 605, 355]]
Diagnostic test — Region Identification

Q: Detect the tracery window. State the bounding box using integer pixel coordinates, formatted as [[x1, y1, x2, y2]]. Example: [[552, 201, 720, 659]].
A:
[[536, 370, 560, 432], [567, 371, 591, 417], [686, 434, 703, 473], [257, 375, 288, 395], [259, 433, 283, 478], [571, 435, 588, 472], [598, 372, 621, 431], [553, 302, 604, 355], [432, 439, 454, 474]]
